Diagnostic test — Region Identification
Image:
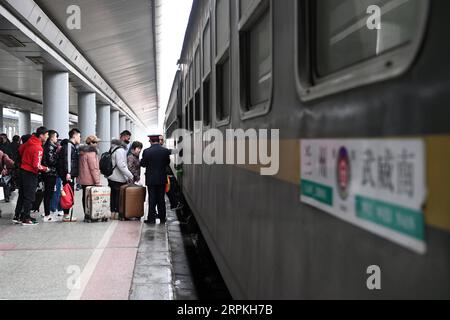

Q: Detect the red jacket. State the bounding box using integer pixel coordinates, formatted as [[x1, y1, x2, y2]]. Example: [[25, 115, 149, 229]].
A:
[[19, 135, 48, 174]]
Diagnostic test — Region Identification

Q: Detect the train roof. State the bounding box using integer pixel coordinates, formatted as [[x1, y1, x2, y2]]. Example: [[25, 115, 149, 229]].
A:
[[178, 0, 201, 62]]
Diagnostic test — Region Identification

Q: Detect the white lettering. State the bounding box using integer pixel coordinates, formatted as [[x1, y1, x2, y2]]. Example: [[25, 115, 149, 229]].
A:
[[367, 5, 381, 30], [66, 5, 81, 30], [367, 265, 382, 290]]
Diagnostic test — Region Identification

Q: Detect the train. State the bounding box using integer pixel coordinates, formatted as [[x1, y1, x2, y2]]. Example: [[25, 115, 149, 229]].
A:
[[164, 0, 450, 299]]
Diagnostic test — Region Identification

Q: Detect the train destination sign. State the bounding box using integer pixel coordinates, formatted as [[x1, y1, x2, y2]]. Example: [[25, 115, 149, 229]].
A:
[[300, 139, 427, 254]]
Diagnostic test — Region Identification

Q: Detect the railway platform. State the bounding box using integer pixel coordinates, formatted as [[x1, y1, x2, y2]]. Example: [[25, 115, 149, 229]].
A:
[[0, 189, 187, 300]]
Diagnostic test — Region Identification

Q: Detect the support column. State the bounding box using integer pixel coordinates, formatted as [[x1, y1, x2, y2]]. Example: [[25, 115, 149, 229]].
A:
[[97, 104, 111, 154], [110, 110, 120, 140], [18, 110, 31, 136], [78, 92, 97, 141], [126, 119, 131, 132], [119, 115, 127, 134], [43, 71, 69, 139]]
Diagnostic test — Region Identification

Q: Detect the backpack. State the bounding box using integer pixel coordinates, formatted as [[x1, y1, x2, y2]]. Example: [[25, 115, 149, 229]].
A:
[[99, 147, 120, 177]]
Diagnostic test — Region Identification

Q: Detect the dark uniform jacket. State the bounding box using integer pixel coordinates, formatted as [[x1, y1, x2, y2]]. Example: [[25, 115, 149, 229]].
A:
[[140, 144, 171, 186]]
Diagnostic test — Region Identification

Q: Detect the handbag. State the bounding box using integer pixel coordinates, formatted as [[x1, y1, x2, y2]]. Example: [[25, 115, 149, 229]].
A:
[[60, 183, 75, 210], [165, 176, 171, 193]]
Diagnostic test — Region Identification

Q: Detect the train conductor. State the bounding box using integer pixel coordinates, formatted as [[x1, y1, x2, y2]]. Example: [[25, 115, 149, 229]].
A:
[[141, 134, 171, 224]]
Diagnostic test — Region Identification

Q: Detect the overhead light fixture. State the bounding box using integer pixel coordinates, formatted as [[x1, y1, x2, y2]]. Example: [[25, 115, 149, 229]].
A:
[[0, 35, 26, 48], [26, 56, 46, 65]]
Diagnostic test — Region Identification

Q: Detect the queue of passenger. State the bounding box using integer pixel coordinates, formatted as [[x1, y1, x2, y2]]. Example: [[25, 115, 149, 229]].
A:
[[0, 126, 181, 226]]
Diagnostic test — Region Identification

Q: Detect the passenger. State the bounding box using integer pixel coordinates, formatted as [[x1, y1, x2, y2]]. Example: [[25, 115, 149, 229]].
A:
[[50, 139, 63, 217], [57, 128, 81, 223], [41, 130, 60, 222], [50, 176, 63, 215], [0, 134, 13, 159], [11, 135, 31, 195], [127, 141, 143, 183], [9, 135, 21, 192], [13, 127, 50, 226], [159, 135, 183, 211], [21, 134, 32, 145], [120, 130, 132, 153], [107, 139, 134, 220], [10, 135, 21, 164], [78, 135, 102, 220], [141, 135, 171, 224], [0, 148, 15, 203]]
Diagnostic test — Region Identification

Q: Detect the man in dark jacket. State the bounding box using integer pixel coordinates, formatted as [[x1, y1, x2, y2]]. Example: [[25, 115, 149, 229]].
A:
[[0, 134, 13, 159], [13, 127, 50, 225], [10, 135, 21, 163], [9, 135, 21, 191], [42, 130, 59, 222], [141, 135, 171, 224], [57, 128, 81, 222]]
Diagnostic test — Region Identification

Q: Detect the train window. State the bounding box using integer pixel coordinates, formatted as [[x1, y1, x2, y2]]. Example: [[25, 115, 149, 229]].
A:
[[195, 48, 201, 90], [216, 54, 231, 122], [215, 0, 231, 125], [296, 0, 430, 100], [238, 0, 272, 118], [203, 20, 211, 77], [203, 19, 212, 127], [216, 0, 230, 57], [316, 0, 424, 76], [189, 63, 194, 98], [203, 78, 212, 126], [184, 74, 188, 105], [187, 68, 191, 100], [189, 99, 194, 131], [184, 105, 188, 130], [182, 80, 185, 106], [195, 90, 201, 123], [194, 46, 201, 128]]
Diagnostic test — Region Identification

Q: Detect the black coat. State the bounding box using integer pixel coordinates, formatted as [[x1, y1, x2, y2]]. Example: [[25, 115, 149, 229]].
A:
[[140, 144, 171, 186], [42, 141, 58, 176], [57, 139, 80, 178], [0, 143, 13, 159], [10, 142, 20, 164]]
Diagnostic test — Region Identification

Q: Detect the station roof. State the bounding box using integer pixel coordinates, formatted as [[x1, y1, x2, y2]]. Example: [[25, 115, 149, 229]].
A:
[[0, 0, 160, 129]]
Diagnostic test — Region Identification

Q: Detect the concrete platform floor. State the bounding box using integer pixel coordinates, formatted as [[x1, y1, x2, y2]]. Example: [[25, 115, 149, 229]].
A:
[[0, 188, 180, 300]]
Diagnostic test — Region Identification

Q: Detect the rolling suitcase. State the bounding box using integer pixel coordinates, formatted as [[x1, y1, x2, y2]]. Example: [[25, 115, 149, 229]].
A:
[[119, 184, 146, 220], [85, 186, 112, 222]]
